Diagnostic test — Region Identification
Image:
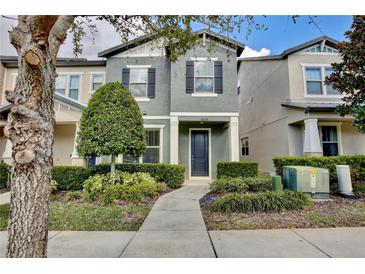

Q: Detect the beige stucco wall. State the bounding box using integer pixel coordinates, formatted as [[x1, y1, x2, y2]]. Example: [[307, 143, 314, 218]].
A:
[[1, 66, 105, 105], [341, 121, 365, 155], [53, 124, 76, 165], [287, 53, 342, 101]]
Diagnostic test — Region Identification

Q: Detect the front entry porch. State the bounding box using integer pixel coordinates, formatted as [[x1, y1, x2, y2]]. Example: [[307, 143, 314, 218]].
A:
[[169, 113, 239, 180]]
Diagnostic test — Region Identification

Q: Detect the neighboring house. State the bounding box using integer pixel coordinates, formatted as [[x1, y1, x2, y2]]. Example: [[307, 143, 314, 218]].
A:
[[238, 36, 365, 172], [0, 56, 106, 166], [0, 29, 244, 179], [99, 29, 243, 179]]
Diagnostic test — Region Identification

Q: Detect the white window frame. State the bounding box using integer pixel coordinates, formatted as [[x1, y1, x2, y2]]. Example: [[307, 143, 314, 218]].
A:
[[56, 73, 83, 101], [89, 72, 105, 94], [127, 65, 151, 102], [241, 137, 249, 156], [192, 58, 216, 95], [302, 64, 342, 98], [318, 122, 343, 156], [119, 124, 164, 164]]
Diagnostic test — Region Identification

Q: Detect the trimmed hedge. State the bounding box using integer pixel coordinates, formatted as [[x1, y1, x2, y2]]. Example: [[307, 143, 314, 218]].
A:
[[212, 191, 310, 213], [91, 163, 185, 189], [217, 161, 258, 178], [52, 166, 92, 190], [0, 162, 10, 189], [273, 155, 365, 185]]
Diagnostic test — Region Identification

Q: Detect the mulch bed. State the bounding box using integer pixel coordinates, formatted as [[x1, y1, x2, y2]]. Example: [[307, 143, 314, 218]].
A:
[[200, 193, 365, 230]]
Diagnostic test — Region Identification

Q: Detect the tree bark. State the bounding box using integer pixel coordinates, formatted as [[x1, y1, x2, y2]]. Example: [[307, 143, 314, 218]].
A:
[[111, 154, 116, 174], [5, 15, 75, 258]]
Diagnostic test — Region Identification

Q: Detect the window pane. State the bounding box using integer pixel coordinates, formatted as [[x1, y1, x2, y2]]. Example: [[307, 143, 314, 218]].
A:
[[92, 82, 102, 90], [146, 130, 160, 146], [195, 78, 213, 92], [323, 143, 338, 156], [143, 148, 159, 163], [123, 156, 139, 163], [69, 75, 80, 88], [322, 126, 338, 142], [306, 81, 322, 95], [195, 61, 213, 76], [325, 67, 339, 95], [55, 75, 67, 95], [93, 74, 103, 83], [69, 89, 79, 100], [305, 67, 321, 81], [130, 83, 147, 97], [130, 69, 147, 83]]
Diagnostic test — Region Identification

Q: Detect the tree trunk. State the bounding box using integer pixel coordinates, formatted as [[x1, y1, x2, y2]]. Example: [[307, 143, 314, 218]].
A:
[[111, 154, 116, 174], [5, 15, 75, 258]]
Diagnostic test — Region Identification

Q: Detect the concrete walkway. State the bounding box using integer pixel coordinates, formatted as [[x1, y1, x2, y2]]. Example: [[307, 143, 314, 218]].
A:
[[121, 185, 214, 257], [0, 191, 10, 205]]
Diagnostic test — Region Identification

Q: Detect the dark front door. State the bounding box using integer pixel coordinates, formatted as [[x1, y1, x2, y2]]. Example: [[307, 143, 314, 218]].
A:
[[191, 130, 209, 177]]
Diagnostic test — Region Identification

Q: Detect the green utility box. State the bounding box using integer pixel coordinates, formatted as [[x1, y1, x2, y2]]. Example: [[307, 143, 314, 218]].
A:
[[283, 166, 330, 199]]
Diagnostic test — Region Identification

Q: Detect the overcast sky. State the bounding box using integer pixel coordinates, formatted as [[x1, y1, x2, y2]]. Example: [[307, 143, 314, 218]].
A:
[[0, 16, 352, 59]]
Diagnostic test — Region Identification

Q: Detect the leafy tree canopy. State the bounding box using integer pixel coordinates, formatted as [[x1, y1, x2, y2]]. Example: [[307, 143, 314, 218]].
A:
[[326, 15, 365, 133], [77, 82, 146, 157]]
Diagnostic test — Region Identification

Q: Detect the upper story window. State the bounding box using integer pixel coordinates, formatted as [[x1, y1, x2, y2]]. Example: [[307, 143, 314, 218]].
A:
[[56, 74, 81, 101], [186, 59, 223, 95], [129, 68, 148, 98], [91, 74, 104, 92], [304, 66, 340, 96], [195, 61, 214, 93], [122, 66, 156, 100], [241, 137, 249, 156]]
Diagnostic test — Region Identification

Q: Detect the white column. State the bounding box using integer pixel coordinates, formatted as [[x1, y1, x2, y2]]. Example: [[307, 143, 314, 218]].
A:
[[229, 116, 240, 161], [71, 122, 80, 159], [170, 116, 179, 164], [303, 118, 323, 156]]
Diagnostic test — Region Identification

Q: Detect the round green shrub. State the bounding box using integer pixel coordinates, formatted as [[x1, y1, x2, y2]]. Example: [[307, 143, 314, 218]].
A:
[[83, 171, 166, 205], [210, 177, 248, 193], [77, 82, 146, 160]]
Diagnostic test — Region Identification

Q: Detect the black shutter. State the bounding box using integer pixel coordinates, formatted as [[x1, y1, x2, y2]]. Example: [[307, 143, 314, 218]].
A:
[[186, 61, 194, 93], [214, 61, 223, 94], [122, 68, 130, 89], [147, 68, 156, 98]]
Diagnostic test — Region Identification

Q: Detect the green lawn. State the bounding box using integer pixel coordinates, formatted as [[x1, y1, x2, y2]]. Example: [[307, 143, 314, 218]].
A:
[[0, 202, 150, 231]]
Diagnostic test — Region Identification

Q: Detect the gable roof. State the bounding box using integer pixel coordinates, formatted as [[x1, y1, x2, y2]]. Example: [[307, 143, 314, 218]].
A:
[[98, 29, 245, 58], [0, 56, 106, 68], [238, 35, 339, 62]]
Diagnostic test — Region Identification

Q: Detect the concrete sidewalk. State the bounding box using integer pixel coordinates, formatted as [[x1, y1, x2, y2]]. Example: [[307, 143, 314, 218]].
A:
[[121, 185, 215, 257]]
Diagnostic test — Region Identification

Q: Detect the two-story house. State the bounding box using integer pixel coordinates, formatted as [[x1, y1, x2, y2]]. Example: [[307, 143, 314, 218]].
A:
[[238, 36, 365, 172], [0, 56, 106, 166], [99, 29, 244, 179], [1, 29, 244, 180]]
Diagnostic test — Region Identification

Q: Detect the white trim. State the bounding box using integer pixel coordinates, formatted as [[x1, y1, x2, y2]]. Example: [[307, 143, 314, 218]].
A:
[[143, 116, 170, 120], [189, 128, 212, 180], [144, 124, 164, 163], [88, 72, 106, 94], [2, 68, 8, 94], [318, 122, 343, 155], [126, 64, 152, 68], [191, 93, 218, 97], [190, 57, 218, 61], [170, 116, 179, 164], [135, 98, 151, 102], [170, 112, 239, 117]]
